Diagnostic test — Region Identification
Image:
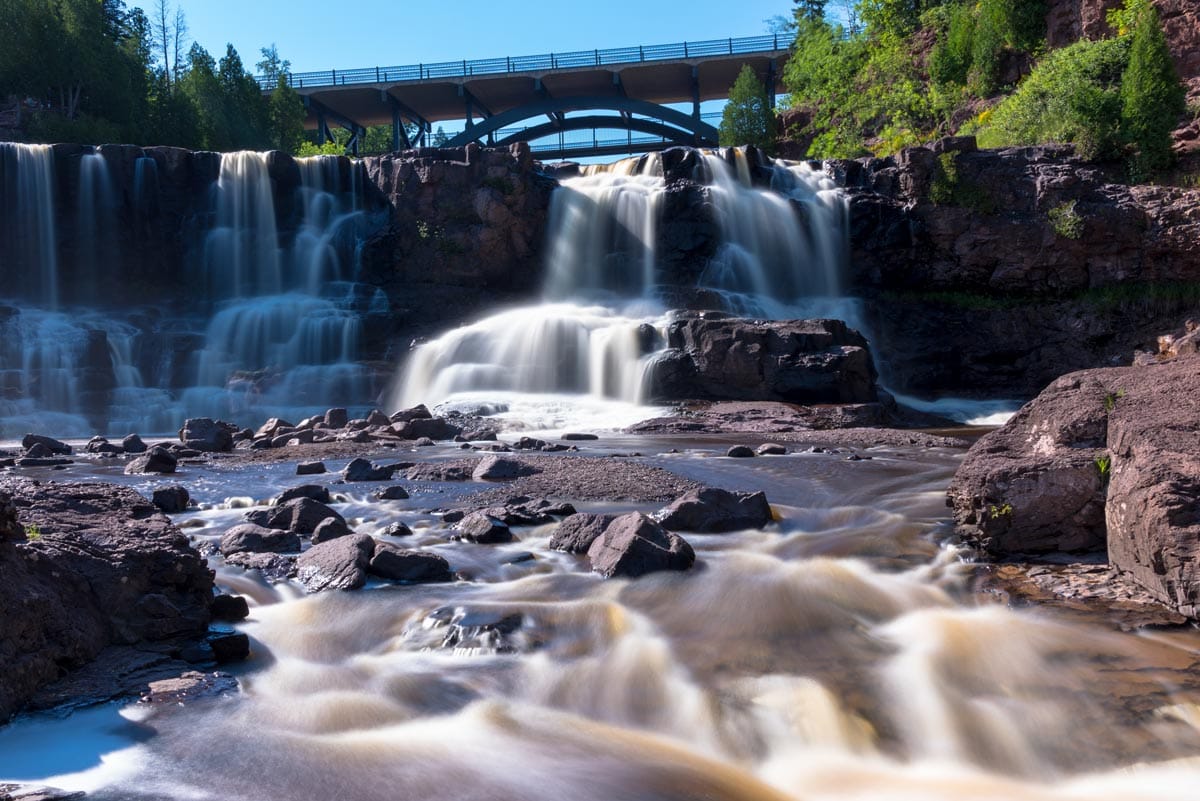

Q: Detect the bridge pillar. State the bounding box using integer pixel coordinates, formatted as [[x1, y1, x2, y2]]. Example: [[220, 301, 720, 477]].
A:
[[691, 67, 701, 145], [767, 59, 777, 110], [317, 111, 328, 145]]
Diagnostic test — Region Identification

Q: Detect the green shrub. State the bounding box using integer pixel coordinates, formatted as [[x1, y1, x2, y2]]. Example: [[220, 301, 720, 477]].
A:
[[1119, 2, 1186, 176], [975, 36, 1130, 159], [1049, 200, 1085, 238], [929, 3, 977, 87]]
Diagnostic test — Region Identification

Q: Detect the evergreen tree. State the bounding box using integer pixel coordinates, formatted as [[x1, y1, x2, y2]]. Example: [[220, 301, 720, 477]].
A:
[[719, 65, 776, 152], [268, 83, 305, 154], [1119, 2, 1185, 174], [794, 0, 827, 21]]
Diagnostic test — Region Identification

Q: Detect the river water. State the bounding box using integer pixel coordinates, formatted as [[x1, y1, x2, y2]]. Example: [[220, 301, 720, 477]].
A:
[[2, 436, 1200, 800]]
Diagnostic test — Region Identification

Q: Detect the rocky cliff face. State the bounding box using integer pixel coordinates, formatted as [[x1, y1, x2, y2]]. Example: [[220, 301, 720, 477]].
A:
[[359, 142, 557, 339], [1046, 0, 1200, 101], [839, 138, 1200, 398]]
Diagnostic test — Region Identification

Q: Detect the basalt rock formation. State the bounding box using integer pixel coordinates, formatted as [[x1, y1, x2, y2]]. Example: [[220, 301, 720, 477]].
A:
[[837, 138, 1200, 398], [948, 354, 1200, 618], [0, 480, 214, 721]]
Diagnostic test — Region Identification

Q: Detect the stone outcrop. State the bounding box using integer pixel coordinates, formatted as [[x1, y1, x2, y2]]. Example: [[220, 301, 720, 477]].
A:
[[948, 356, 1200, 617], [646, 315, 878, 405], [0, 480, 214, 721], [359, 143, 557, 334], [587, 512, 695, 579], [840, 139, 1200, 397]]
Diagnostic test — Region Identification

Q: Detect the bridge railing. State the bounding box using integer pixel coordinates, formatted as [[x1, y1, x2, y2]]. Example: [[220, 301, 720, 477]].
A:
[[262, 32, 796, 90]]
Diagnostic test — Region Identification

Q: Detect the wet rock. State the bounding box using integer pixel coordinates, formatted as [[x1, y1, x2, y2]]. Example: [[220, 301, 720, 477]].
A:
[[374, 485, 410, 500], [948, 372, 1109, 556], [296, 461, 327, 475], [246, 497, 345, 536], [441, 510, 466, 523], [561, 432, 599, 441], [120, 433, 147, 454], [756, 443, 787, 455], [0, 493, 21, 543], [472, 455, 539, 481], [254, 417, 293, 439], [452, 512, 513, 544], [414, 437, 436, 447], [0, 784, 85, 801], [23, 442, 52, 459], [208, 631, 250, 664], [393, 416, 462, 441], [224, 552, 296, 582], [85, 436, 122, 455], [273, 484, 332, 506], [139, 670, 238, 707], [381, 521, 414, 537], [17, 457, 73, 468], [726, 445, 756, 458], [151, 485, 190, 514], [434, 608, 524, 652], [368, 543, 453, 583], [512, 437, 547, 450], [220, 523, 301, 556], [587, 512, 696, 578], [657, 487, 773, 533], [366, 409, 391, 427], [296, 533, 375, 592], [646, 317, 877, 405], [273, 429, 314, 448], [211, 594, 249, 622], [21, 434, 72, 455], [406, 462, 471, 481], [475, 497, 576, 526], [311, 517, 353, 544], [342, 457, 399, 481], [390, 404, 432, 423], [179, 417, 236, 453], [323, 407, 349, 428], [0, 480, 213, 721], [124, 446, 178, 475], [550, 513, 616, 553]]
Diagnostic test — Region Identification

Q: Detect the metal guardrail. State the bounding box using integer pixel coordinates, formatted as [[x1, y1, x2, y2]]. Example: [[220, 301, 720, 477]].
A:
[[258, 32, 796, 91], [492, 111, 724, 141]]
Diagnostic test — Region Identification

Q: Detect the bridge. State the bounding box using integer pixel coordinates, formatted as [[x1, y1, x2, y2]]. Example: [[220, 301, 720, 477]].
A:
[[257, 32, 795, 158]]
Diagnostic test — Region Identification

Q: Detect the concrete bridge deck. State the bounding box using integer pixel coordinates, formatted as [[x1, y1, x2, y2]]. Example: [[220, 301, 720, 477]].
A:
[[258, 33, 795, 154]]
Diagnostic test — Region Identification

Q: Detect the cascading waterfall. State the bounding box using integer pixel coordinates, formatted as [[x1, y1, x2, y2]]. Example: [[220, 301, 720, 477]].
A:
[[393, 148, 852, 423], [0, 147, 378, 436], [185, 153, 371, 423]]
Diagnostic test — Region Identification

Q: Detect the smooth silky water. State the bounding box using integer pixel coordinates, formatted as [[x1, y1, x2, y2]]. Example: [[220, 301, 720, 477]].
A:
[[4, 440, 1200, 799]]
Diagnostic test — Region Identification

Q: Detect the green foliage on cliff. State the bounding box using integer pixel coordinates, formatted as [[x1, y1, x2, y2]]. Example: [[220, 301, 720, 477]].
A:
[[972, 36, 1130, 159], [0, 0, 308, 153], [1049, 200, 1085, 239], [719, 65, 777, 152]]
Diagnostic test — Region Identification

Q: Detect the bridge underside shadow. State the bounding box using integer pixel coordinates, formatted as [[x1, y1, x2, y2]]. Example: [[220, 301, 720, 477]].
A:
[[443, 96, 719, 156]]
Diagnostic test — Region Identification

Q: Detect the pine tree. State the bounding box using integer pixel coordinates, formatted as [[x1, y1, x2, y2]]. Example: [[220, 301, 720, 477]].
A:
[[719, 65, 776, 152], [1119, 2, 1185, 174], [794, 0, 827, 21]]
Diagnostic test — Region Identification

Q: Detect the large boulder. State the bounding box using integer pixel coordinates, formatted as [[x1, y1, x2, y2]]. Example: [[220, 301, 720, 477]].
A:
[[948, 371, 1110, 555], [949, 357, 1200, 617], [0, 480, 213, 721], [586, 512, 696, 579], [549, 513, 615, 553], [219, 523, 301, 556], [245, 497, 344, 536], [368, 544, 454, 583], [124, 446, 178, 475], [656, 488, 773, 533], [179, 418, 236, 453], [645, 315, 877, 404], [296, 534, 375, 593]]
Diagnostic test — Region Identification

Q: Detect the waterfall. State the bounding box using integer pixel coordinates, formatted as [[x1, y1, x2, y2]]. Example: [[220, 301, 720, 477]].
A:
[[185, 153, 371, 424], [77, 151, 119, 303], [393, 147, 851, 423], [0, 143, 59, 308]]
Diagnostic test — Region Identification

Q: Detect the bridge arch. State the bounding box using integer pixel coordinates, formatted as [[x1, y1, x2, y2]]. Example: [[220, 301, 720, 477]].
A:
[[444, 95, 719, 149], [492, 115, 701, 149]]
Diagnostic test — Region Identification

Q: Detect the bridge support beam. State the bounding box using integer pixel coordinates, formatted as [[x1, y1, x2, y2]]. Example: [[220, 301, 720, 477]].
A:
[[767, 58, 777, 110]]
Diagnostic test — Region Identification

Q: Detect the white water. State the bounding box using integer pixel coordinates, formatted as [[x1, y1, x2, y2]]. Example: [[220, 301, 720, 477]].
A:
[[1, 143, 59, 308], [394, 149, 852, 429]]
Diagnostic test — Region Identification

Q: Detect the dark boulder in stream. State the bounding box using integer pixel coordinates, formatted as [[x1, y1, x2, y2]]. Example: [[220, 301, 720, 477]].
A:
[[587, 512, 695, 578], [0, 480, 214, 722]]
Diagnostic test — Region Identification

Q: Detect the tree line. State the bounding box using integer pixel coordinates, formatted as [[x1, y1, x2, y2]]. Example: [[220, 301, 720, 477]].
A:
[[0, 0, 306, 153]]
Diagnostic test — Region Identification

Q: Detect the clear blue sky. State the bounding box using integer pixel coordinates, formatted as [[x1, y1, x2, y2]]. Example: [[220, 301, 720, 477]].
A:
[[127, 0, 795, 75]]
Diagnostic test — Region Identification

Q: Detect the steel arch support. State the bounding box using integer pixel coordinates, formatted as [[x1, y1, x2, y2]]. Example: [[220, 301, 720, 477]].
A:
[[443, 95, 719, 148], [492, 115, 700, 148]]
